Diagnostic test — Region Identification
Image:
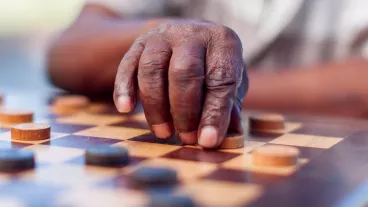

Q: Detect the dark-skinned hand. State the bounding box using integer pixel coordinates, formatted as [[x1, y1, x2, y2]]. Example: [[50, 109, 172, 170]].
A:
[[113, 20, 248, 148]]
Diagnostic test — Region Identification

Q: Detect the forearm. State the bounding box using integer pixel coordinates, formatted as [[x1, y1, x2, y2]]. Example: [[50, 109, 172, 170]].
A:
[[244, 58, 368, 117], [47, 4, 163, 96]]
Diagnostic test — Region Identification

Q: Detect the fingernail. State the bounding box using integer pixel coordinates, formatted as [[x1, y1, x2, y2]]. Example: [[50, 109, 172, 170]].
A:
[[117, 96, 133, 113], [178, 131, 197, 145], [198, 126, 218, 148], [152, 123, 173, 139]]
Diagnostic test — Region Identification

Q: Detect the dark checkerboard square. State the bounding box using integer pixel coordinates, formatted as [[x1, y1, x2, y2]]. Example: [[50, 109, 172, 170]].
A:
[[110, 120, 149, 129], [41, 135, 122, 149], [162, 147, 240, 164], [0, 140, 31, 149], [202, 168, 287, 185], [128, 133, 182, 146], [49, 122, 95, 133], [291, 123, 355, 138], [67, 155, 146, 168], [295, 146, 325, 160]]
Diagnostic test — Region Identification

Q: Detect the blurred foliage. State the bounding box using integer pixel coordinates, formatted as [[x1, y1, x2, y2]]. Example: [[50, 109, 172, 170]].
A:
[[0, 0, 85, 35]]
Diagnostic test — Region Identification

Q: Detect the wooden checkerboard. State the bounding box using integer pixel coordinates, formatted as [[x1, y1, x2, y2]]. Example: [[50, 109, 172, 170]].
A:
[[0, 92, 368, 207]]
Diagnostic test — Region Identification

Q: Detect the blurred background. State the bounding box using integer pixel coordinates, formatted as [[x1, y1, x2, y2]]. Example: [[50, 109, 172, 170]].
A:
[[0, 0, 84, 92]]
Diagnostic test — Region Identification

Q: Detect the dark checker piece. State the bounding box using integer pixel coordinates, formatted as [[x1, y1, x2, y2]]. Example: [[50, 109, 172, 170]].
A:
[[85, 145, 129, 167], [129, 167, 178, 188], [149, 194, 196, 207], [0, 149, 35, 172]]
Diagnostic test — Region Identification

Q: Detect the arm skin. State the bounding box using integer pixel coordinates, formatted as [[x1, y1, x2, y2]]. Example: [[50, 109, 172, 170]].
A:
[[47, 4, 165, 97], [244, 57, 368, 117]]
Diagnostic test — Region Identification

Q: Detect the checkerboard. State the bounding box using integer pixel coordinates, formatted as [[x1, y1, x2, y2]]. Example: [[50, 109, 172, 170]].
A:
[[1, 92, 368, 207]]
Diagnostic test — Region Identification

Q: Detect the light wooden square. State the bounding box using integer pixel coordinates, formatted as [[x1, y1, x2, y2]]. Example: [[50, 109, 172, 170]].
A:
[[0, 131, 68, 144], [56, 113, 126, 126], [127, 158, 217, 182], [270, 133, 343, 149], [20, 164, 120, 187], [57, 187, 148, 207], [221, 153, 308, 176], [177, 180, 263, 207], [75, 126, 150, 140], [0, 196, 26, 207], [24, 145, 84, 164], [85, 103, 111, 113], [130, 113, 146, 122], [114, 141, 180, 158]]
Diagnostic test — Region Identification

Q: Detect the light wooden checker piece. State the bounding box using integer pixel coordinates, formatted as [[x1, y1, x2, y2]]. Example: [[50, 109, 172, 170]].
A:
[[249, 113, 285, 132], [0, 94, 367, 207], [252, 145, 300, 167], [0, 108, 33, 126], [219, 133, 244, 149], [52, 95, 90, 115], [11, 123, 51, 141]]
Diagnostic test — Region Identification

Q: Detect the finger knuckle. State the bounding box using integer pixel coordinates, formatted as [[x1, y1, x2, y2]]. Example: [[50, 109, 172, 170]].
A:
[[139, 47, 170, 70], [210, 25, 240, 41], [171, 56, 204, 79], [206, 65, 238, 87], [138, 60, 166, 84]]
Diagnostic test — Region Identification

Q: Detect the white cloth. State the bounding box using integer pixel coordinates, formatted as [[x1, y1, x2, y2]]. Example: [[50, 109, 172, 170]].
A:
[[86, 0, 368, 69]]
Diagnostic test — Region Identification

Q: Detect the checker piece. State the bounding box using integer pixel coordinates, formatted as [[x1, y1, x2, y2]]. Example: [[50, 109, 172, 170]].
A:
[[149, 194, 196, 207], [52, 95, 90, 115], [252, 145, 300, 167], [129, 167, 178, 188], [249, 113, 285, 131], [219, 133, 244, 149], [11, 123, 51, 141], [85, 145, 130, 167], [0, 108, 33, 125], [0, 149, 35, 172]]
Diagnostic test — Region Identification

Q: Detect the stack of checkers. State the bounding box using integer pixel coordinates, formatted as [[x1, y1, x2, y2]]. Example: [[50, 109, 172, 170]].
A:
[[249, 113, 300, 168], [51, 95, 90, 115]]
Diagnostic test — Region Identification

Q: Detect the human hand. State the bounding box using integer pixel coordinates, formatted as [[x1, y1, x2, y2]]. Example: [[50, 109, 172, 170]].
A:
[[114, 20, 248, 148]]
